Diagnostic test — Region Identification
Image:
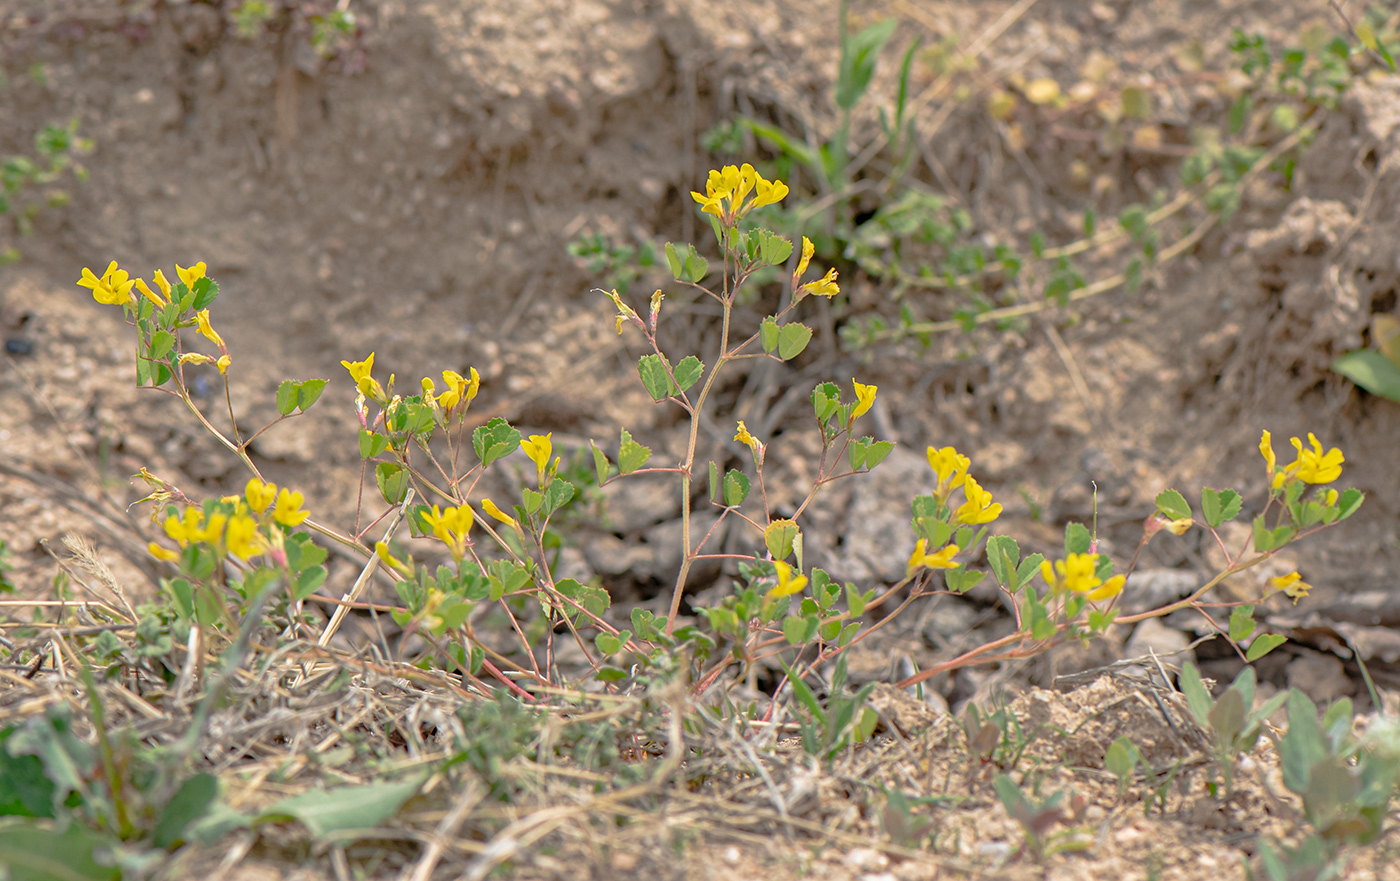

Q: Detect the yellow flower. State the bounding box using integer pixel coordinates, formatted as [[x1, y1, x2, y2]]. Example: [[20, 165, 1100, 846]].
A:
[[147, 541, 180, 563], [800, 267, 840, 298], [751, 174, 789, 208], [521, 433, 553, 484], [906, 539, 961, 577], [1268, 571, 1311, 604], [953, 475, 1002, 525], [164, 507, 225, 547], [375, 540, 413, 579], [246, 478, 277, 514], [134, 278, 167, 308], [794, 236, 815, 281], [422, 502, 474, 560], [195, 309, 224, 348], [1164, 517, 1193, 536], [178, 353, 216, 367], [341, 353, 387, 402], [767, 559, 809, 598], [216, 354, 231, 374], [1041, 553, 1123, 602], [225, 513, 264, 560], [1259, 430, 1279, 488], [77, 261, 137, 306], [153, 269, 172, 301], [1289, 433, 1344, 484], [438, 368, 480, 411], [690, 164, 786, 222], [272, 488, 310, 527], [602, 288, 641, 335], [176, 262, 207, 289], [734, 420, 763, 462], [481, 498, 518, 528], [927, 446, 970, 501], [1323, 488, 1338, 506], [850, 379, 877, 423], [421, 376, 436, 399]]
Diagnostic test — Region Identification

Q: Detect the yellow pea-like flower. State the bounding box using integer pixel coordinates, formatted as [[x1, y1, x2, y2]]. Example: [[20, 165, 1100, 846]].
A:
[[176, 261, 207, 288], [273, 488, 310, 527], [850, 379, 877, 423], [906, 539, 961, 577], [766, 560, 809, 598], [246, 478, 277, 514]]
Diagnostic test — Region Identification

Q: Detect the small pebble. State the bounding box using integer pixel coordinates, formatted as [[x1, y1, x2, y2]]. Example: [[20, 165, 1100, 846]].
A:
[[5, 338, 34, 356]]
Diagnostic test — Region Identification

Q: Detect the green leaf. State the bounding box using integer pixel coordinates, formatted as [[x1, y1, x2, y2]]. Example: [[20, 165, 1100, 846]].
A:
[[1105, 737, 1139, 782], [664, 241, 709, 283], [539, 478, 575, 520], [848, 439, 868, 470], [591, 440, 610, 486], [153, 773, 220, 848], [760, 316, 780, 354], [1246, 633, 1287, 662], [191, 277, 219, 310], [672, 355, 704, 392], [555, 577, 609, 617], [945, 568, 985, 594], [1229, 605, 1257, 643], [358, 428, 388, 460], [1337, 488, 1364, 520], [149, 329, 175, 360], [637, 353, 679, 400], [1064, 522, 1092, 556], [758, 230, 793, 266], [0, 746, 54, 818], [375, 462, 409, 505], [1281, 689, 1325, 795], [812, 382, 841, 422], [1016, 555, 1044, 592], [471, 417, 522, 467], [293, 566, 328, 601], [617, 429, 651, 475], [260, 774, 425, 840], [297, 378, 328, 411], [276, 380, 299, 416], [708, 461, 719, 503], [0, 822, 121, 881], [1332, 349, 1400, 402], [783, 614, 820, 646], [595, 631, 630, 655], [1201, 488, 1242, 528], [723, 470, 750, 506], [1251, 515, 1295, 552], [1155, 489, 1191, 521], [864, 441, 894, 469], [986, 535, 1021, 591], [837, 18, 898, 110], [777, 323, 813, 361], [1179, 662, 1214, 728], [765, 519, 800, 561]]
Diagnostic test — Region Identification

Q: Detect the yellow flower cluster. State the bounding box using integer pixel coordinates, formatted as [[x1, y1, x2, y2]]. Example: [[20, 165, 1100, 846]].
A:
[[422, 502, 475, 561], [926, 445, 1002, 525], [691, 163, 789, 224], [148, 478, 310, 563], [1259, 430, 1344, 491], [1040, 553, 1125, 602], [79, 261, 230, 373], [422, 367, 481, 414]]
